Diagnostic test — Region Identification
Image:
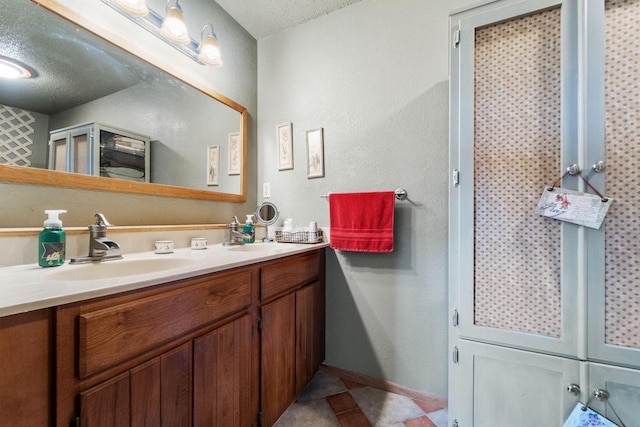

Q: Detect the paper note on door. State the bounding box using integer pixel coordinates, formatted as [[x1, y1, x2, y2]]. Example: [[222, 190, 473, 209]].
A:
[[562, 403, 619, 427], [535, 187, 612, 229]]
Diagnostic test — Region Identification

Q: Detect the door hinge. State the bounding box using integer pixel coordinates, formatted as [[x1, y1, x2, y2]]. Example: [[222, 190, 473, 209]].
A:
[[452, 346, 459, 364], [258, 411, 263, 426], [453, 30, 461, 48], [452, 169, 460, 187], [69, 411, 80, 427], [258, 316, 263, 333], [452, 309, 459, 327]]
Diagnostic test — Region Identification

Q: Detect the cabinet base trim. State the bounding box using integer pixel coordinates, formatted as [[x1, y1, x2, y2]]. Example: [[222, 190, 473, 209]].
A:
[[319, 364, 448, 408]]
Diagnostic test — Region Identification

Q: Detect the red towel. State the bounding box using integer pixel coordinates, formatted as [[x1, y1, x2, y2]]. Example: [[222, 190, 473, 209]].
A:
[[329, 191, 395, 252]]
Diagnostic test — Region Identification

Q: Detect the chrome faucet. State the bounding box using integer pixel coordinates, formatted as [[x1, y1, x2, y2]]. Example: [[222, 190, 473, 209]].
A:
[[222, 216, 251, 246], [70, 213, 123, 264]]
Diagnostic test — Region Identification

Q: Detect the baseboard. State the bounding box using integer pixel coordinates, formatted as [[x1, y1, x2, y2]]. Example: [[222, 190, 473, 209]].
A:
[[319, 364, 448, 408]]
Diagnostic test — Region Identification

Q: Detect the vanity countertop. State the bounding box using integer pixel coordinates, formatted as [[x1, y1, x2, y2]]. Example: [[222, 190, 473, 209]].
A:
[[0, 242, 328, 318]]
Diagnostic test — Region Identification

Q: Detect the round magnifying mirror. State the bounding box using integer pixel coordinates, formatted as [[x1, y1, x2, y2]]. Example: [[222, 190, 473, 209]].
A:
[[255, 202, 279, 242]]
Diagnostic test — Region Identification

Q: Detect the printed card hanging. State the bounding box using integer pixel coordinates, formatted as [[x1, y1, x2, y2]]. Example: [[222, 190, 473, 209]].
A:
[[563, 403, 619, 427], [535, 187, 612, 229]]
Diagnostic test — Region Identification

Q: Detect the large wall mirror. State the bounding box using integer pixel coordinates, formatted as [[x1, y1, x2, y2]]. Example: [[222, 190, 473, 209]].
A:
[[0, 0, 246, 202]]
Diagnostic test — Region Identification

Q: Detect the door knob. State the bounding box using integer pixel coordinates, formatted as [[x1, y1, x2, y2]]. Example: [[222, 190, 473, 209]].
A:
[[592, 161, 606, 173]]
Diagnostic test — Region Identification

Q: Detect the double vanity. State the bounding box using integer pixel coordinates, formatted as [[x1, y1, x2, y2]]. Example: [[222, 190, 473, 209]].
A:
[[0, 241, 327, 427]]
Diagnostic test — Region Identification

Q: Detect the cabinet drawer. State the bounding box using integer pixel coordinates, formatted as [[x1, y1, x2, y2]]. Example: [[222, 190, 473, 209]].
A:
[[261, 252, 320, 301], [78, 270, 251, 378]]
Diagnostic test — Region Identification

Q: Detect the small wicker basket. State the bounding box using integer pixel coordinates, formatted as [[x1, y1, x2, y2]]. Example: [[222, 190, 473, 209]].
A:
[[275, 230, 324, 244]]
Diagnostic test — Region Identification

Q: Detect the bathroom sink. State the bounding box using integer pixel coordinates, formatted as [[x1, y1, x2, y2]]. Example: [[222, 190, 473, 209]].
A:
[[43, 257, 196, 281]]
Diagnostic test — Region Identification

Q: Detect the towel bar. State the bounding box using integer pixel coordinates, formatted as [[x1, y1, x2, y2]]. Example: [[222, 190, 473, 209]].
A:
[[321, 189, 408, 201]]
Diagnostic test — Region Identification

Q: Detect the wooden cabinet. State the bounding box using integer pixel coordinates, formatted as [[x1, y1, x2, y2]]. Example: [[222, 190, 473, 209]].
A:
[[48, 122, 150, 182], [261, 293, 296, 426], [295, 280, 325, 394], [56, 268, 259, 427], [49, 249, 323, 427], [260, 251, 326, 426], [193, 314, 254, 426], [0, 309, 54, 427], [0, 249, 324, 427], [449, 0, 640, 424]]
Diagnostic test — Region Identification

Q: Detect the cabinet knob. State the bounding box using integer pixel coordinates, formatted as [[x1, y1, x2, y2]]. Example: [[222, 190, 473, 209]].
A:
[[592, 160, 606, 173], [567, 383, 581, 395], [567, 164, 581, 175], [593, 388, 609, 401]]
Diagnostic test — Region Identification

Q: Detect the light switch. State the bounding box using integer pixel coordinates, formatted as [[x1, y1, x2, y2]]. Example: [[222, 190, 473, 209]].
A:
[[263, 183, 271, 198]]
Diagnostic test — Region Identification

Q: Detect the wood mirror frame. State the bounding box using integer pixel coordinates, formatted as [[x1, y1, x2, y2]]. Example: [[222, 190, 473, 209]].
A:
[[0, 0, 247, 203]]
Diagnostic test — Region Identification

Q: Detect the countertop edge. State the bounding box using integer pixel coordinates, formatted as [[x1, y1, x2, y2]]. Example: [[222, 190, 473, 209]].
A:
[[0, 242, 329, 318]]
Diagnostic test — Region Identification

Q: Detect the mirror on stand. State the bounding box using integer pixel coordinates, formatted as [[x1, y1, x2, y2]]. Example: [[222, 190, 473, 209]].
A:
[[255, 202, 279, 242]]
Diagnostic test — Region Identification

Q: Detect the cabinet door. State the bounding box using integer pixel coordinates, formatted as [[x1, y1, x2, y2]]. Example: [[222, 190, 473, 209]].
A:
[[261, 293, 296, 427], [193, 314, 253, 426], [295, 281, 324, 394], [160, 343, 192, 427], [48, 125, 93, 174], [0, 310, 53, 427], [450, 0, 581, 357], [79, 342, 191, 427], [587, 0, 640, 368], [97, 124, 150, 182], [588, 362, 640, 426], [455, 340, 581, 427], [80, 371, 130, 427], [130, 358, 161, 427]]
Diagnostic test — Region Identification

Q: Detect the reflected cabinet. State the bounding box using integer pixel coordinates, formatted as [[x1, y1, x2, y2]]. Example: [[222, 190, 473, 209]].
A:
[[48, 122, 150, 182], [449, 0, 640, 425]]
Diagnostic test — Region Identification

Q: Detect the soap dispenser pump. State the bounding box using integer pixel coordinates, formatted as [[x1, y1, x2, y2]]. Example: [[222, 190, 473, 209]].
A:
[[243, 214, 255, 243], [39, 209, 67, 267]]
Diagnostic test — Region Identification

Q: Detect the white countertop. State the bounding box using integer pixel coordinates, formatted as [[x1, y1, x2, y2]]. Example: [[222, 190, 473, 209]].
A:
[[0, 241, 328, 318]]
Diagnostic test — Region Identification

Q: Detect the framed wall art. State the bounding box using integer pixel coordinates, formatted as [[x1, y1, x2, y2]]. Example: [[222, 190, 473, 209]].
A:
[[228, 132, 241, 175], [277, 122, 293, 170], [306, 128, 324, 179], [207, 145, 219, 185]]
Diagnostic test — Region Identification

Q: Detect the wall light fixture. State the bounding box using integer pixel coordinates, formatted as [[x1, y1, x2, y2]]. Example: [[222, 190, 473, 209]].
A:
[[198, 24, 223, 67], [101, 0, 223, 67]]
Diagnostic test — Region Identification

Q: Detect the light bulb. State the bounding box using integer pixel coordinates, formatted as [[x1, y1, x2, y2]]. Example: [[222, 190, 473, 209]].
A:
[[160, 2, 190, 45], [198, 25, 223, 67], [113, 0, 149, 16]]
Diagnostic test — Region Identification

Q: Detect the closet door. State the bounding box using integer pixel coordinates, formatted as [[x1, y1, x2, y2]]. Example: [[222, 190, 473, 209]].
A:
[[587, 0, 640, 368], [450, 0, 581, 357], [456, 340, 581, 427], [587, 362, 640, 425]]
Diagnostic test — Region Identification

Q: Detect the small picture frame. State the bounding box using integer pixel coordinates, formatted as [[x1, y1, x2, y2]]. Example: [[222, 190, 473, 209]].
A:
[[228, 132, 241, 175], [207, 145, 219, 186], [276, 122, 293, 170], [306, 128, 324, 179]]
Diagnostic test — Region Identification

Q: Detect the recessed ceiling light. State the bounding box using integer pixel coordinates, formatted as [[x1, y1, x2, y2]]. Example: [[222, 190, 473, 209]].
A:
[[0, 57, 32, 79]]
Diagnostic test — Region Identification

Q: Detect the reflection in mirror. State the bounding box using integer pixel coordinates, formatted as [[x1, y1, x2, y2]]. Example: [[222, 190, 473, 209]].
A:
[[255, 202, 279, 242], [0, 0, 246, 201]]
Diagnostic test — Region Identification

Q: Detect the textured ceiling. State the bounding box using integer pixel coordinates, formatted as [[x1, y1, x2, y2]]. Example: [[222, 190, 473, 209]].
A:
[[0, 0, 363, 115], [214, 0, 364, 39], [1, 0, 150, 115]]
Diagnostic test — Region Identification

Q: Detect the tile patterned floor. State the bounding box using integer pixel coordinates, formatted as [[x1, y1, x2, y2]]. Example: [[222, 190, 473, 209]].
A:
[[274, 371, 448, 427]]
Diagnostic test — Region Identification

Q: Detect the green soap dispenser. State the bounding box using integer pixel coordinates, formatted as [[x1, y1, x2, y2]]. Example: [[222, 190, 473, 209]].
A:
[[243, 214, 255, 243], [39, 209, 67, 267]]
